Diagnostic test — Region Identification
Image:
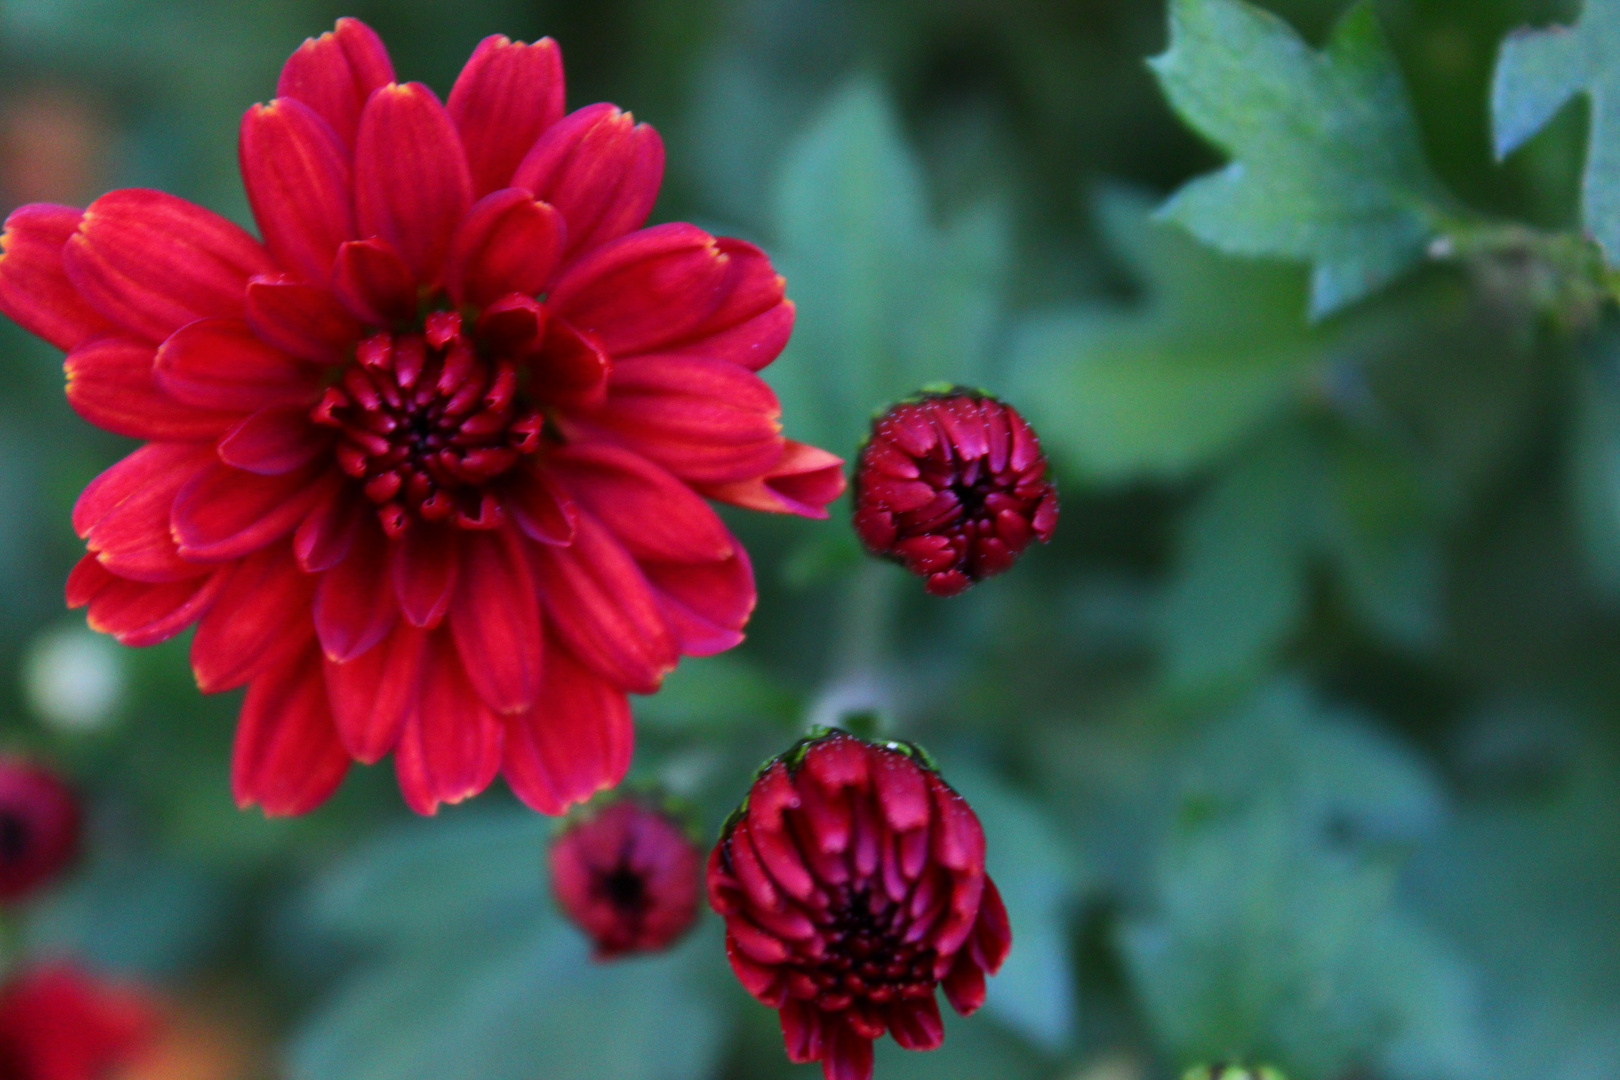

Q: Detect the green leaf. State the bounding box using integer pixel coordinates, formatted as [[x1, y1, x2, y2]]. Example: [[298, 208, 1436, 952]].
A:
[[768, 78, 1012, 456], [1493, 0, 1620, 261], [1011, 190, 1327, 483], [1152, 0, 1450, 317], [292, 810, 729, 1080], [1120, 682, 1481, 1080], [1161, 431, 1315, 685]]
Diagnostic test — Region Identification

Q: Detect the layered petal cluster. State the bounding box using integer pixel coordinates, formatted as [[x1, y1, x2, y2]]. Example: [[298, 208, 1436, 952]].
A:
[[853, 390, 1056, 596], [0, 758, 81, 902], [707, 731, 1011, 1080], [549, 795, 701, 958], [0, 962, 160, 1080], [0, 19, 845, 816]]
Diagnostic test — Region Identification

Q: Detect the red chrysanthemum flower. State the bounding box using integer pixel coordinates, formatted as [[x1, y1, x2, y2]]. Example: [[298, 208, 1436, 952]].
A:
[[0, 962, 160, 1080], [549, 795, 701, 958], [0, 758, 81, 903], [707, 730, 1012, 1080], [852, 390, 1056, 596], [0, 19, 846, 816]]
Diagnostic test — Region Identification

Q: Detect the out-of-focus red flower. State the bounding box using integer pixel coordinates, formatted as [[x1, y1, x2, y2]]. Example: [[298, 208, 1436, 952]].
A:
[[0, 962, 160, 1080], [549, 796, 701, 958], [0, 18, 845, 817], [707, 730, 1012, 1080], [0, 758, 80, 903], [853, 390, 1056, 596]]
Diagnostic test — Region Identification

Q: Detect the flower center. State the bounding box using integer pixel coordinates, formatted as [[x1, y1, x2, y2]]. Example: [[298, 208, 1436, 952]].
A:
[[803, 887, 938, 1011], [313, 313, 542, 537], [0, 812, 29, 865], [600, 864, 649, 915]]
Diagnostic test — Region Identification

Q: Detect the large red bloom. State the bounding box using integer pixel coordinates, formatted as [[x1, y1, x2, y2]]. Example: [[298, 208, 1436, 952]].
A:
[[0, 19, 845, 816]]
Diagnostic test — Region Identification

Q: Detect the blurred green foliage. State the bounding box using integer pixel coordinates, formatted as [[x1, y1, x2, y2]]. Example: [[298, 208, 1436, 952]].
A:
[[2, 0, 1620, 1079]]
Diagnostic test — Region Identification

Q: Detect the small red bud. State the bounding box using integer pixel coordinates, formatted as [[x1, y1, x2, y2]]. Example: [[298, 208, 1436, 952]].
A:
[[0, 758, 81, 903], [549, 797, 702, 959], [853, 390, 1057, 596], [708, 730, 1012, 1080]]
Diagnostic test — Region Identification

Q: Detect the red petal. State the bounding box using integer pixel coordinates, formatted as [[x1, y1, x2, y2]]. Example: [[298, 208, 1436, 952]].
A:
[[354, 82, 472, 287], [450, 526, 542, 713], [332, 238, 416, 326], [633, 237, 792, 369], [394, 636, 504, 814], [701, 439, 846, 519], [825, 1023, 874, 1080], [502, 639, 631, 815], [314, 522, 396, 662], [941, 949, 988, 1016], [512, 103, 663, 259], [71, 558, 223, 647], [389, 524, 460, 628], [65, 335, 238, 441], [82, 448, 208, 583], [154, 317, 319, 412], [244, 274, 361, 362], [64, 189, 274, 341], [445, 189, 564, 308], [239, 97, 354, 285], [323, 623, 428, 763], [565, 356, 783, 485], [294, 488, 364, 572], [548, 223, 738, 357], [190, 545, 317, 692], [886, 996, 944, 1051], [218, 405, 332, 475], [928, 773, 986, 872], [232, 648, 351, 816], [528, 509, 675, 693], [0, 203, 116, 350], [527, 316, 610, 409], [550, 443, 732, 563], [505, 463, 578, 545], [74, 441, 213, 538], [173, 461, 334, 561], [447, 35, 566, 196], [276, 17, 395, 148], [641, 545, 755, 657]]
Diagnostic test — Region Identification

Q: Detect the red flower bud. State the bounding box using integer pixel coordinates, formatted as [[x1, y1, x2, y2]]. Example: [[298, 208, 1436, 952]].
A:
[[853, 390, 1057, 596], [0, 961, 160, 1080], [549, 797, 702, 959], [0, 758, 81, 903], [707, 730, 1012, 1080]]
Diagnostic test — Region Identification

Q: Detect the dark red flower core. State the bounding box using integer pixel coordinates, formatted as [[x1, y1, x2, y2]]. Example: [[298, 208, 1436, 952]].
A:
[[0, 962, 159, 1080], [853, 390, 1057, 596], [313, 315, 544, 535], [707, 731, 1011, 1080], [0, 759, 80, 903], [550, 796, 701, 958]]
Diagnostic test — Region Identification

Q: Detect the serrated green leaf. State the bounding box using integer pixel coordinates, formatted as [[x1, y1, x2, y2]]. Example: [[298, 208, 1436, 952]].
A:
[[1153, 0, 1450, 317], [1011, 190, 1327, 482], [768, 78, 1011, 456], [1493, 0, 1620, 261]]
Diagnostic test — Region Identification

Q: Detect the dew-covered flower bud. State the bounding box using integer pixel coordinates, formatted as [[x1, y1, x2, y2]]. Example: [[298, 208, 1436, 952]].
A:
[[707, 730, 1011, 1080], [0, 961, 160, 1080], [0, 758, 81, 903], [549, 796, 702, 959], [853, 390, 1056, 596]]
